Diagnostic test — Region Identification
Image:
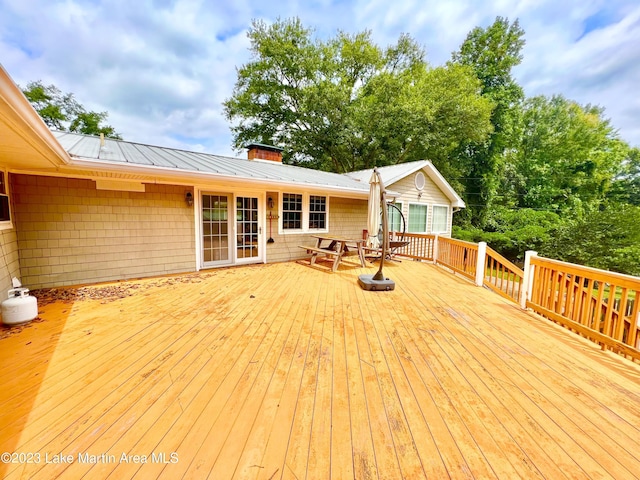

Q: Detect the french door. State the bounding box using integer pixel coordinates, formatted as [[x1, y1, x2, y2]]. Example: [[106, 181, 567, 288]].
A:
[[235, 195, 260, 263], [201, 193, 262, 268], [202, 194, 232, 266]]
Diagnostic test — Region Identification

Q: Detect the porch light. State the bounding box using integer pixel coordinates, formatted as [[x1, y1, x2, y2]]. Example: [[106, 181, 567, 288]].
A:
[[185, 191, 194, 206]]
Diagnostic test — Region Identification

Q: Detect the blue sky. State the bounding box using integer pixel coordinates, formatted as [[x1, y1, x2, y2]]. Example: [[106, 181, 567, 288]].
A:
[[1, 0, 639, 157]]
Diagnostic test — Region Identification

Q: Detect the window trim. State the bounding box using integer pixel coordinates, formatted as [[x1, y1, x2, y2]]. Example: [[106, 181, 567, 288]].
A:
[[407, 202, 428, 234], [279, 192, 330, 234], [0, 169, 12, 230], [431, 204, 449, 234], [281, 193, 304, 231], [308, 194, 327, 230], [387, 201, 403, 233]]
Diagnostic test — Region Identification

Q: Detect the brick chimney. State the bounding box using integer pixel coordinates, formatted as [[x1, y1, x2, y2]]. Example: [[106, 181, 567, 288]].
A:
[[246, 143, 283, 163]]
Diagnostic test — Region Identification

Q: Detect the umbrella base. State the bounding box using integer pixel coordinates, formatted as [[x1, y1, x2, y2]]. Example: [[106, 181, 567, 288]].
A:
[[358, 274, 395, 291]]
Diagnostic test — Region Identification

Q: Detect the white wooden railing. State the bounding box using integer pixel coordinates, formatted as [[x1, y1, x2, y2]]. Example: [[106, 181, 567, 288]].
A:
[[392, 234, 640, 362]]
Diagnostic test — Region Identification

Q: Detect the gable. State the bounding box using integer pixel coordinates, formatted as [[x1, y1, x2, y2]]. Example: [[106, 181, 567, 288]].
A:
[[387, 168, 451, 206]]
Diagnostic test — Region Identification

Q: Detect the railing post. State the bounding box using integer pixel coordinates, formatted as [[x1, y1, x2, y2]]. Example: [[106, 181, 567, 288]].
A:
[[475, 242, 487, 287], [521, 250, 537, 309], [433, 235, 439, 264]]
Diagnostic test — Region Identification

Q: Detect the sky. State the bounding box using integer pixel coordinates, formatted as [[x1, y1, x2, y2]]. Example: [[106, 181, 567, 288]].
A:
[[1, 0, 639, 158]]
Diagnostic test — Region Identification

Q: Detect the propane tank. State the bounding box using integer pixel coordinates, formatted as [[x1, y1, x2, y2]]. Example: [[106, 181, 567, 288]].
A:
[[1, 279, 38, 325]]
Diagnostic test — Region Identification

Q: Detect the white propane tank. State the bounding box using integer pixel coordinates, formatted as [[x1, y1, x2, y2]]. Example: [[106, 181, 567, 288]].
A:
[[1, 287, 38, 325]]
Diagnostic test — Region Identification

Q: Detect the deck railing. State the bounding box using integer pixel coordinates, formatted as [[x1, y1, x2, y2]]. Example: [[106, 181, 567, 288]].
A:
[[390, 232, 436, 260], [526, 255, 640, 361], [389, 233, 640, 362], [484, 246, 524, 303], [435, 237, 478, 281]]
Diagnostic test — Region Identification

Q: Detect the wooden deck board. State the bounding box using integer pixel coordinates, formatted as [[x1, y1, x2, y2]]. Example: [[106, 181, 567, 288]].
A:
[[1, 261, 639, 479]]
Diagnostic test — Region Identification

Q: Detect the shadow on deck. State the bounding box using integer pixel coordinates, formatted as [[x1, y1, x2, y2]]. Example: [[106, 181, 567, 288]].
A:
[[0, 261, 639, 479]]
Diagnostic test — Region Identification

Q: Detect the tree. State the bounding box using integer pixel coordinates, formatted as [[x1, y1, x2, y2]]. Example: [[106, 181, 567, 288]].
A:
[[510, 95, 626, 213], [450, 16, 526, 226], [224, 18, 492, 172], [546, 204, 640, 276], [609, 147, 640, 205], [454, 207, 561, 263], [22, 80, 122, 139]]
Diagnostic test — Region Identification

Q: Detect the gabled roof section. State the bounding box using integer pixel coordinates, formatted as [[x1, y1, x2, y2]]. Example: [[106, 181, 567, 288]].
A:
[[346, 160, 466, 208], [53, 131, 370, 195]]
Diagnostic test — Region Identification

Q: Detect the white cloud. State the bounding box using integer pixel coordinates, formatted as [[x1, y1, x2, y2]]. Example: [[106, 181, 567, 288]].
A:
[[1, 0, 639, 157]]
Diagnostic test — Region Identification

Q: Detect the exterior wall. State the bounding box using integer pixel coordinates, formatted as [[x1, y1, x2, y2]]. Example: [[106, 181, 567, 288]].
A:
[[388, 169, 454, 237], [265, 192, 367, 263], [12, 174, 196, 289], [0, 228, 21, 294]]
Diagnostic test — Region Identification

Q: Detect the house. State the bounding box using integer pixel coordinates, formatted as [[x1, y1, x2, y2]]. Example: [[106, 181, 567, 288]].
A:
[[347, 162, 465, 238], [0, 65, 464, 291]]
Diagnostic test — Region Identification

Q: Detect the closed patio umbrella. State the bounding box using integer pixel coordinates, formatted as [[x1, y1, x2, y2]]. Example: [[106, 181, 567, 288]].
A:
[[358, 167, 395, 291], [366, 169, 381, 249]]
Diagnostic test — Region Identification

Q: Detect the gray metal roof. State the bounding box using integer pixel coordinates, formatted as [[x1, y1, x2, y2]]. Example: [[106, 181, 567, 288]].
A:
[[347, 161, 432, 185], [52, 131, 370, 193]]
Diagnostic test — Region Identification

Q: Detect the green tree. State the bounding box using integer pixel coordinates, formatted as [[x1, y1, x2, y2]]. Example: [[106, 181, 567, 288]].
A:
[[22, 80, 121, 139], [546, 204, 640, 276], [511, 95, 626, 213], [609, 147, 640, 205], [224, 18, 492, 172], [450, 16, 526, 226], [454, 207, 561, 263]]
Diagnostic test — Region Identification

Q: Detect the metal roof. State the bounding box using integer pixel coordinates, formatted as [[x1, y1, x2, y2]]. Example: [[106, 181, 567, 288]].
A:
[[53, 131, 369, 194], [347, 161, 466, 208]]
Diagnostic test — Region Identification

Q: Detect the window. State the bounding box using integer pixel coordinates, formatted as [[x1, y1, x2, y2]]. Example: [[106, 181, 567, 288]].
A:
[[281, 193, 329, 233], [282, 193, 303, 229], [309, 195, 326, 229], [387, 202, 403, 232], [432, 205, 448, 233], [408, 204, 428, 233], [0, 170, 10, 225]]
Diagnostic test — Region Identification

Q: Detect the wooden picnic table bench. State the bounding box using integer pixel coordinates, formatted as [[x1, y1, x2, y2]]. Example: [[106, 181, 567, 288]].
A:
[[298, 235, 366, 272]]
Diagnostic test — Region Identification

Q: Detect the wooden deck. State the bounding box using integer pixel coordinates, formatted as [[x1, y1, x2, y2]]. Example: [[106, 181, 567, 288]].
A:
[[1, 260, 639, 479]]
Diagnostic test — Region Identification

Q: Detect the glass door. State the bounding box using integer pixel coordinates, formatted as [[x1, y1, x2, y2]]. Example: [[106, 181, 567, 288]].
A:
[[202, 194, 232, 266], [236, 196, 261, 262]]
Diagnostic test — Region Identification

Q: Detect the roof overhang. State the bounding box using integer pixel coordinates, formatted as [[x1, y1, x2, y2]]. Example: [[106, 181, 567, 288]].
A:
[[0, 65, 71, 171], [37, 156, 371, 199]]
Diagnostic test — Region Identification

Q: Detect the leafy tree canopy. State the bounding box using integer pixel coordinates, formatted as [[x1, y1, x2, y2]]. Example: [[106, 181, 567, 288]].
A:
[[224, 18, 493, 172], [608, 147, 640, 206], [450, 16, 526, 226], [509, 94, 626, 213], [546, 204, 640, 276], [22, 80, 122, 139]]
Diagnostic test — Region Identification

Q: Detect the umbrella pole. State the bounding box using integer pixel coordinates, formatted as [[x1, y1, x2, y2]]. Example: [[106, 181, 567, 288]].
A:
[[372, 187, 387, 281], [358, 168, 395, 291]]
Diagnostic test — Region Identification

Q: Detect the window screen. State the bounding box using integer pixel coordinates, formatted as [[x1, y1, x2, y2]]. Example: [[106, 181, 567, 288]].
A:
[[282, 193, 303, 229], [408, 204, 427, 233]]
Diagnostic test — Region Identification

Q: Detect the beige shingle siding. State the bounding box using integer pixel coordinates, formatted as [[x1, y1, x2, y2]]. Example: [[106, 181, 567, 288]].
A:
[[264, 194, 367, 264], [388, 168, 453, 236], [328, 197, 367, 238], [0, 228, 21, 294], [13, 174, 195, 289]]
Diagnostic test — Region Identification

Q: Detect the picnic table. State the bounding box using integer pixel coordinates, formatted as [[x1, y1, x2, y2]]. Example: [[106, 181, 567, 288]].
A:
[[299, 235, 366, 272]]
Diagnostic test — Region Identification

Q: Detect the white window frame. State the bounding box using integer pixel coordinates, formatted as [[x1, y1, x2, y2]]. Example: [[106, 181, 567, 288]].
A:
[[407, 202, 428, 234], [431, 204, 449, 234], [279, 192, 330, 234], [308, 194, 328, 230], [387, 201, 403, 233], [281, 192, 304, 232], [0, 169, 12, 230]]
